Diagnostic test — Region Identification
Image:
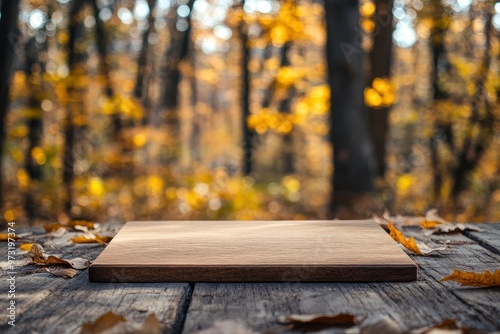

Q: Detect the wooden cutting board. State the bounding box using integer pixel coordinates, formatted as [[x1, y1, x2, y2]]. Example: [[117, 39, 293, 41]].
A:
[[89, 220, 417, 282]]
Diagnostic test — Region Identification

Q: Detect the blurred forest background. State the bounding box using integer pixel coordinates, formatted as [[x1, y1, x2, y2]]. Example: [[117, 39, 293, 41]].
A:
[[1, 0, 499, 226]]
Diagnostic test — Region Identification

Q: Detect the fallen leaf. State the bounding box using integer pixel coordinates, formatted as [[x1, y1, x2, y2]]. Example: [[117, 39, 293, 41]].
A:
[[50, 227, 67, 237], [28, 243, 90, 269], [425, 209, 449, 224], [194, 320, 260, 334], [409, 319, 483, 334], [80, 311, 161, 334], [388, 222, 447, 255], [421, 219, 441, 229], [286, 313, 358, 327], [0, 233, 18, 241], [44, 220, 95, 233], [46, 268, 78, 278], [70, 234, 113, 245], [20, 243, 34, 251], [440, 269, 500, 287], [346, 315, 401, 334], [374, 215, 390, 232], [80, 311, 127, 334], [424, 224, 483, 236]]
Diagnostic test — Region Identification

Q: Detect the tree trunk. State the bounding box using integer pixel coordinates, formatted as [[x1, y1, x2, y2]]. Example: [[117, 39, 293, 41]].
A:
[[324, 0, 376, 213], [240, 7, 253, 175], [367, 0, 394, 178], [0, 0, 21, 207], [63, 0, 86, 214]]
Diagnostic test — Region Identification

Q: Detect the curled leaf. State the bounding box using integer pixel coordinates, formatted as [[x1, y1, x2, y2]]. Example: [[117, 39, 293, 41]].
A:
[[44, 220, 95, 233], [46, 268, 78, 278], [28, 243, 90, 269], [425, 209, 449, 224], [420, 219, 441, 229], [424, 223, 483, 236], [440, 269, 500, 287], [70, 234, 113, 245], [80, 311, 160, 334], [388, 222, 447, 256], [80, 311, 127, 334], [410, 319, 472, 334]]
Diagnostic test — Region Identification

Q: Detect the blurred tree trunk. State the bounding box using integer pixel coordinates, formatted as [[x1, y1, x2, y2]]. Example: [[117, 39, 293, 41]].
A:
[[240, 3, 253, 176], [451, 13, 494, 199], [0, 0, 21, 208], [63, 0, 86, 214], [134, 0, 157, 124], [24, 38, 44, 219], [278, 43, 294, 175], [324, 0, 376, 215], [162, 0, 195, 114], [367, 0, 394, 178], [90, 0, 121, 133]]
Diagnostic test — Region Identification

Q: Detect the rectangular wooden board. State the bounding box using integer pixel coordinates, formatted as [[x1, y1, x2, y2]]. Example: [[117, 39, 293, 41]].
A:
[[89, 220, 417, 282]]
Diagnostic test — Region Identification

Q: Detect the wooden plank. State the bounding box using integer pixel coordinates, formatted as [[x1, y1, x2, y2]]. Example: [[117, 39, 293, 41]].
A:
[[89, 220, 417, 282], [0, 224, 192, 334], [181, 225, 500, 333], [462, 223, 500, 255]]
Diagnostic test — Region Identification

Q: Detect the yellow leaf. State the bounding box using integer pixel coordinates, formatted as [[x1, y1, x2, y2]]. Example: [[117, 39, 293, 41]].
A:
[[70, 234, 113, 245], [388, 222, 423, 255], [420, 219, 441, 229], [440, 269, 500, 287], [20, 243, 34, 251], [0, 233, 18, 241], [80, 311, 161, 334], [388, 222, 447, 255]]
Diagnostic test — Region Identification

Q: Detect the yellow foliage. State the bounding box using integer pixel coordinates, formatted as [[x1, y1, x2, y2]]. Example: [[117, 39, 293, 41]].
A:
[[31, 147, 47, 165], [88, 177, 105, 197], [4, 210, 16, 221], [388, 222, 423, 255], [441, 269, 500, 287], [132, 132, 148, 148], [364, 78, 396, 108], [360, 2, 376, 17], [17, 169, 30, 188]]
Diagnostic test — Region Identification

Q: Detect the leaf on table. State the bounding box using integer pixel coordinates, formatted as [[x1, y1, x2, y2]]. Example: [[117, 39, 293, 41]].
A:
[[440, 269, 500, 287], [194, 320, 261, 334], [421, 219, 442, 229], [424, 223, 483, 236], [425, 209, 449, 224], [0, 233, 18, 241], [50, 227, 67, 237], [286, 313, 358, 327], [28, 243, 90, 269], [80, 311, 127, 334], [46, 268, 78, 278], [70, 234, 113, 245], [373, 215, 390, 232], [345, 315, 401, 334], [20, 243, 34, 251], [80, 311, 161, 334], [388, 222, 447, 255], [44, 220, 95, 233], [409, 319, 483, 334]]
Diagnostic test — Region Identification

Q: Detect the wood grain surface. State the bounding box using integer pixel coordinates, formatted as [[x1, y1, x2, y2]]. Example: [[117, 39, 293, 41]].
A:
[[89, 220, 417, 282]]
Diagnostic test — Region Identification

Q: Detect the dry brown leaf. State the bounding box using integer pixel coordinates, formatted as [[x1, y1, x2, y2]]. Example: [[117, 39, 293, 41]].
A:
[[345, 315, 401, 334], [0, 233, 18, 241], [80, 311, 127, 334], [28, 243, 90, 269], [286, 313, 358, 327], [194, 320, 261, 334], [424, 224, 483, 236], [80, 311, 161, 334], [46, 268, 78, 278], [440, 269, 500, 287], [44, 220, 95, 233], [20, 243, 34, 251], [388, 222, 447, 255], [409, 319, 484, 334], [70, 234, 113, 245], [50, 227, 67, 237], [425, 209, 449, 224]]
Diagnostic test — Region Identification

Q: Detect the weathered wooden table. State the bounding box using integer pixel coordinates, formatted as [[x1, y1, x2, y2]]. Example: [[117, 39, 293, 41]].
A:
[[1, 222, 499, 333]]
